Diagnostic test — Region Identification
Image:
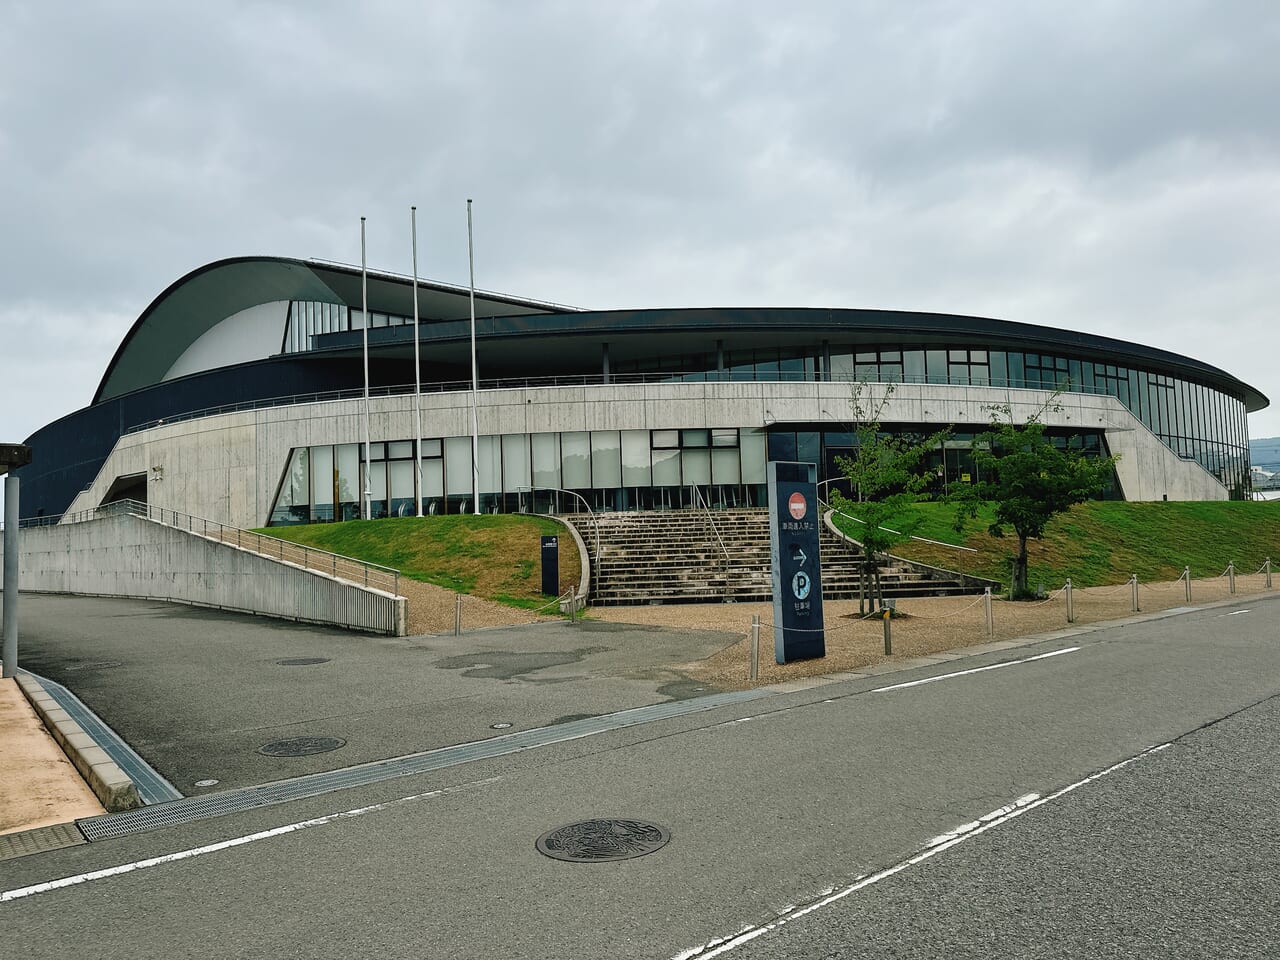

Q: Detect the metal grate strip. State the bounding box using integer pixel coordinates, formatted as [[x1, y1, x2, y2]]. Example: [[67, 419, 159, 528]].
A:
[[19, 670, 184, 805], [78, 686, 773, 842]]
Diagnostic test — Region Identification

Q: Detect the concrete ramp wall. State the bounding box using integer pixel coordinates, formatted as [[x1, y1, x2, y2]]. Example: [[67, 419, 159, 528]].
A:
[[1, 513, 405, 636]]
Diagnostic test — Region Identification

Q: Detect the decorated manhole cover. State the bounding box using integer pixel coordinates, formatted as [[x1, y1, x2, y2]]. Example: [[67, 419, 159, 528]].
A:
[[535, 819, 671, 863], [275, 657, 331, 666], [257, 736, 346, 757]]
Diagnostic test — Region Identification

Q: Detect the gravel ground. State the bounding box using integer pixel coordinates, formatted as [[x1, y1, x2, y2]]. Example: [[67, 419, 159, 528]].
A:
[[406, 573, 1276, 690]]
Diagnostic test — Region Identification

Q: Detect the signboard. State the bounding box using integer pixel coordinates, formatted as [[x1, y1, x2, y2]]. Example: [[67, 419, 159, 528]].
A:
[[540, 535, 559, 596], [767, 461, 825, 663]]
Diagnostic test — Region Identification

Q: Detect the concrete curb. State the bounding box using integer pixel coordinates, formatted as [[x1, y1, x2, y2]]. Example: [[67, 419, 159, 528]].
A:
[[14, 673, 142, 812]]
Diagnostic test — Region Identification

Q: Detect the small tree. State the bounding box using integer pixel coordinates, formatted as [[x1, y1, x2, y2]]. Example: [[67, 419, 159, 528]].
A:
[[831, 382, 949, 614], [962, 397, 1119, 598]]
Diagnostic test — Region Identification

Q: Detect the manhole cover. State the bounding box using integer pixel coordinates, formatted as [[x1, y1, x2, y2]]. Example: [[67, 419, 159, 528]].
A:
[[535, 819, 671, 863], [257, 736, 346, 757], [275, 657, 331, 666]]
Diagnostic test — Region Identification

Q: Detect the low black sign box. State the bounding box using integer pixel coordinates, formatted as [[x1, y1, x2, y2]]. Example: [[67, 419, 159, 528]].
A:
[[767, 461, 825, 663], [541, 535, 559, 596]]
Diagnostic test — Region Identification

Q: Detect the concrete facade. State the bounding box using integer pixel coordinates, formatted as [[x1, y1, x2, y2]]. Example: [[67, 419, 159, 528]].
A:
[[64, 380, 1226, 532], [2, 512, 405, 635]]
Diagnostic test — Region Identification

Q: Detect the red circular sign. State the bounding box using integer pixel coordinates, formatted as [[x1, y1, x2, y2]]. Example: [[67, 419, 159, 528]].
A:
[[788, 492, 807, 520]]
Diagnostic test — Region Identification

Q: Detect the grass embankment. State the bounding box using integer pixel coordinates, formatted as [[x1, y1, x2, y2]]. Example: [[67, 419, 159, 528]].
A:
[[832, 500, 1280, 590], [255, 515, 581, 609]]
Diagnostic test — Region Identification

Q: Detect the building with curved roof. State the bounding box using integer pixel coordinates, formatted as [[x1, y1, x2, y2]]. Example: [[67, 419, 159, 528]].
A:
[[16, 256, 1265, 528]]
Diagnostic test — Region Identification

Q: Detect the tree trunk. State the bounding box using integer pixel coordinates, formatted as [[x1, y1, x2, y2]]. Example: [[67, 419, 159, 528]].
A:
[[1013, 536, 1030, 597]]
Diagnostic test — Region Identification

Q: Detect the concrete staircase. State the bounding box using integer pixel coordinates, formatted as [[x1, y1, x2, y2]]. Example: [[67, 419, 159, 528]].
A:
[[561, 508, 980, 606]]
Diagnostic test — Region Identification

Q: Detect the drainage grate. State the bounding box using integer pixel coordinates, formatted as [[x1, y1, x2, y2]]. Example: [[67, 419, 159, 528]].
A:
[[77, 686, 773, 842], [536, 819, 670, 862], [275, 658, 331, 666], [19, 669, 183, 805], [258, 736, 346, 757], [0, 822, 87, 861]]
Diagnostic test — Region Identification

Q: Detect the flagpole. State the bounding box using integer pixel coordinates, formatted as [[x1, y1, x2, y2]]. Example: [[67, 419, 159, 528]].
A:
[[467, 199, 480, 514], [361, 216, 372, 520], [411, 206, 424, 518]]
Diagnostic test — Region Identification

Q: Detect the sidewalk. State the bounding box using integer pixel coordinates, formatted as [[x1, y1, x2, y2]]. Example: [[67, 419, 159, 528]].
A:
[[0, 677, 104, 836]]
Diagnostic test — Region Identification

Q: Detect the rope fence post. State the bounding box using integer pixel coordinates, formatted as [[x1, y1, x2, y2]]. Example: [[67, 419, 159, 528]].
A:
[[454, 594, 462, 636], [882, 608, 892, 656], [1228, 561, 1236, 594], [1183, 566, 1192, 603], [750, 615, 760, 681], [1130, 574, 1139, 613], [1065, 578, 1074, 624], [1267, 558, 1273, 590], [984, 587, 993, 639]]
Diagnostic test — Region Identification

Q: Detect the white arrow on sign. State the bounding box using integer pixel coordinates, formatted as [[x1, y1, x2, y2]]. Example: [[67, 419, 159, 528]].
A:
[[792, 547, 808, 566]]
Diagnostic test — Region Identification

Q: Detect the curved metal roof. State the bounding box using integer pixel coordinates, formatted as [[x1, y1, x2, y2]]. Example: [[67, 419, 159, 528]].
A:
[[95, 257, 1268, 414], [93, 256, 576, 403]]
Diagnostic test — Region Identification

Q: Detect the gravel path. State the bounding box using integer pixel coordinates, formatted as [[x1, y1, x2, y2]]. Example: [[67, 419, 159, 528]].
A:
[[408, 573, 1275, 690]]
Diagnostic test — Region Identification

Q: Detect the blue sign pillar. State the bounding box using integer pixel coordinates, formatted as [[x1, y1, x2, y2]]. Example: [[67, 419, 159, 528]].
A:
[[767, 461, 825, 663]]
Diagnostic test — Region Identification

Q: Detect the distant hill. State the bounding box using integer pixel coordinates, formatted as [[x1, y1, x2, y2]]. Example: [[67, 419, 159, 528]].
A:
[[1251, 436, 1280, 472]]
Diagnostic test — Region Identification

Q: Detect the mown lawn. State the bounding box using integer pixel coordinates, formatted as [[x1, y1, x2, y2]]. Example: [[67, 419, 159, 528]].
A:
[[832, 500, 1280, 590], [253, 515, 580, 609]]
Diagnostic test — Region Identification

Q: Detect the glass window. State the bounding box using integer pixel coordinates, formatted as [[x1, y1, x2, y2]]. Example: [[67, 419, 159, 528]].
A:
[[651, 447, 681, 486], [652, 430, 679, 448], [903, 350, 925, 384], [387, 441, 413, 459], [531, 433, 560, 490], [445, 437, 473, 496], [477, 435, 501, 494], [310, 445, 334, 521], [422, 438, 442, 457], [501, 434, 531, 493], [682, 448, 711, 485], [621, 430, 651, 486], [389, 460, 415, 516], [336, 443, 360, 520], [926, 350, 947, 384], [740, 427, 767, 484], [366, 459, 388, 519], [712, 447, 740, 484], [682, 429, 710, 447], [561, 431, 591, 488], [423, 457, 444, 500], [711, 428, 738, 447], [591, 431, 622, 489]]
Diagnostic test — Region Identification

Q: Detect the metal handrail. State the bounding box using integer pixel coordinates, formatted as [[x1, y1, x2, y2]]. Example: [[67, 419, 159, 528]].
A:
[[515, 485, 600, 595], [691, 485, 732, 601], [25, 499, 401, 595]]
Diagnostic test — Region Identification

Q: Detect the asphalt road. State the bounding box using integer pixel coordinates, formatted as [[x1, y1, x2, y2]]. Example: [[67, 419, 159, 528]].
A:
[[3, 594, 1278, 958]]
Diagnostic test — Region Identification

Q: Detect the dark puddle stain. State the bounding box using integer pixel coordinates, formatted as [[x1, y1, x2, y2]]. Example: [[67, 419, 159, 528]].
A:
[[433, 646, 610, 680]]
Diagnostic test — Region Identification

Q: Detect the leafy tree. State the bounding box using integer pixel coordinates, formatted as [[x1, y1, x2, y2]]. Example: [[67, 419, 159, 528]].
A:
[[961, 397, 1119, 598], [831, 383, 949, 614]]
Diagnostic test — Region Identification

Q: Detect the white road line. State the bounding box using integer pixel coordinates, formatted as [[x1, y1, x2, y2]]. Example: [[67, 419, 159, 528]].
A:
[[672, 742, 1172, 960], [870, 646, 1079, 693], [1, 778, 501, 905], [1220, 610, 1249, 617]]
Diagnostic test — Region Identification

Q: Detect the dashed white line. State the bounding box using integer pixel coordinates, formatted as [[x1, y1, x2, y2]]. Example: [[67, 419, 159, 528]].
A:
[[672, 742, 1172, 959], [1, 778, 500, 904], [871, 646, 1079, 693]]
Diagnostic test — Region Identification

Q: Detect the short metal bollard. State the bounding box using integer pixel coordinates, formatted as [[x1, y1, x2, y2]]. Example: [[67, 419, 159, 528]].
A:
[[454, 594, 462, 636], [883, 608, 892, 656], [984, 587, 993, 639], [750, 615, 760, 681], [1183, 566, 1192, 603], [1131, 574, 1139, 613], [1065, 578, 1074, 624]]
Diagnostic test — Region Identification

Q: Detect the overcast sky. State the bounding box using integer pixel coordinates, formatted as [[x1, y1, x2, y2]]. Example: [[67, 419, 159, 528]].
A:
[[2, 0, 1279, 502]]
